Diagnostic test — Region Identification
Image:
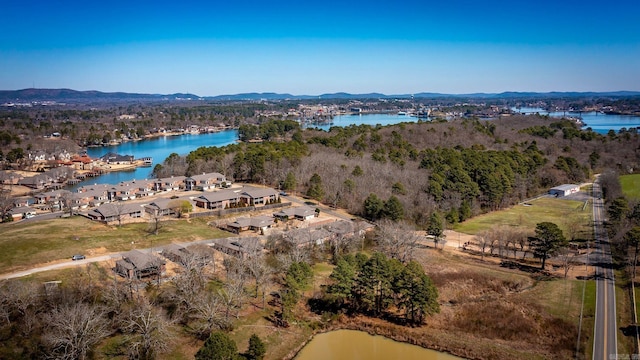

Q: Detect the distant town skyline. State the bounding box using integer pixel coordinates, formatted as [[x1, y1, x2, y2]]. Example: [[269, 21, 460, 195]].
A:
[[1, 0, 639, 96]]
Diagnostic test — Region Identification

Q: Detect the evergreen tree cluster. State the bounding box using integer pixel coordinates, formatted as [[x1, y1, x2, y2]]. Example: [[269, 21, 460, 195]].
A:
[[196, 332, 266, 360], [324, 252, 439, 325]]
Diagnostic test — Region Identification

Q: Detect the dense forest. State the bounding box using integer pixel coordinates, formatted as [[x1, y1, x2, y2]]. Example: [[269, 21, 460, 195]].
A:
[[155, 115, 640, 228]]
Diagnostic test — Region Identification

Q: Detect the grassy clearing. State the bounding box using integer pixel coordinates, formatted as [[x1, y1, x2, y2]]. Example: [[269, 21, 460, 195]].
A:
[[621, 174, 640, 199], [454, 197, 592, 235], [0, 216, 232, 274], [581, 280, 596, 360]]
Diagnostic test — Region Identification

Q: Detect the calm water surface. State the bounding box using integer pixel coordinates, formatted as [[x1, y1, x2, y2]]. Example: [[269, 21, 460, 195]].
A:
[[78, 130, 237, 187], [295, 330, 463, 360], [79, 110, 638, 186], [513, 107, 640, 134], [307, 113, 423, 131]]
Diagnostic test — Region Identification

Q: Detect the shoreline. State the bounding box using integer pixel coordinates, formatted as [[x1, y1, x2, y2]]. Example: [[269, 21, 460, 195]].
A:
[[84, 127, 235, 149], [284, 318, 470, 360]]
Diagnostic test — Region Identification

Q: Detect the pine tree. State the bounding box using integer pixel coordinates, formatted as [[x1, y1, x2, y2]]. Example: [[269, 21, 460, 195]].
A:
[[195, 331, 238, 360], [530, 222, 567, 270], [246, 334, 266, 360]]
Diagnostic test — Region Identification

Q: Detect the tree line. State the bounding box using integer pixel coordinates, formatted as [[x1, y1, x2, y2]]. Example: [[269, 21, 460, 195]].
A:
[[319, 252, 439, 326], [175, 115, 640, 229]]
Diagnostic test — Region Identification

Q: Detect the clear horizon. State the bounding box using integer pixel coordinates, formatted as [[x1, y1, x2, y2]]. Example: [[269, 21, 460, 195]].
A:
[[2, 0, 639, 96]]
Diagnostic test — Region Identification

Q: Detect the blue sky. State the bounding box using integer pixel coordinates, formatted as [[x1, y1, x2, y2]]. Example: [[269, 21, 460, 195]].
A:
[[1, 0, 639, 95]]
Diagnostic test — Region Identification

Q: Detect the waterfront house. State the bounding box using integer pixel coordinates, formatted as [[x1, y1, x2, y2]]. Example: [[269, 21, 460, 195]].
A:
[[71, 154, 94, 170], [100, 152, 134, 165], [115, 250, 165, 279]]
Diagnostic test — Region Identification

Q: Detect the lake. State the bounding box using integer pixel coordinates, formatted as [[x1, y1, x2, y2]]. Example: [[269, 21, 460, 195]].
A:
[[78, 110, 639, 186], [78, 114, 420, 186], [294, 330, 463, 360], [79, 130, 238, 187], [512, 107, 640, 134], [306, 113, 425, 131]]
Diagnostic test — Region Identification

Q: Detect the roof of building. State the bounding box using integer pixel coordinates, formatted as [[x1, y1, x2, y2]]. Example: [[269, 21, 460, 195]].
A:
[[90, 203, 142, 218], [240, 187, 278, 199], [273, 206, 316, 218], [228, 215, 274, 229], [211, 237, 263, 254], [121, 250, 165, 269], [10, 206, 35, 214], [197, 189, 240, 203], [550, 184, 580, 191], [187, 172, 226, 182]]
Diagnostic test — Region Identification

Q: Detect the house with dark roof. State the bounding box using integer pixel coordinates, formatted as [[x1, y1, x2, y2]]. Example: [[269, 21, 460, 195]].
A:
[[13, 196, 34, 208], [144, 198, 177, 217], [161, 244, 213, 267], [9, 206, 36, 220], [0, 171, 22, 185], [100, 152, 134, 165], [184, 172, 228, 191], [153, 176, 185, 192], [87, 203, 143, 223], [273, 206, 316, 221], [239, 187, 279, 206], [227, 215, 274, 233], [115, 250, 165, 279], [194, 189, 241, 210], [18, 173, 51, 189], [210, 237, 263, 259], [281, 220, 372, 247]]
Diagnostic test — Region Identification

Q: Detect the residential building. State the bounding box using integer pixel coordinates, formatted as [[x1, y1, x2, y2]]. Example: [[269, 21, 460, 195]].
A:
[[115, 250, 165, 279]]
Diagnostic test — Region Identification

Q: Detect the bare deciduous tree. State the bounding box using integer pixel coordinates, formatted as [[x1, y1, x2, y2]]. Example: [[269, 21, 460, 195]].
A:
[[557, 247, 578, 279], [0, 188, 14, 221], [120, 300, 171, 360], [190, 291, 228, 339], [43, 303, 110, 360], [375, 219, 420, 263], [474, 233, 487, 260]]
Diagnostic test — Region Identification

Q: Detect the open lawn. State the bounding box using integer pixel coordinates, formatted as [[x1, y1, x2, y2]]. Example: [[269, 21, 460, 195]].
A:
[[620, 174, 640, 200], [0, 216, 232, 274], [453, 197, 592, 236]]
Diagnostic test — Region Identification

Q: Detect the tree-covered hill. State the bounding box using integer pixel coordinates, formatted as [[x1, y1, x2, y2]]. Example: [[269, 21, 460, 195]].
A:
[[163, 115, 639, 228]]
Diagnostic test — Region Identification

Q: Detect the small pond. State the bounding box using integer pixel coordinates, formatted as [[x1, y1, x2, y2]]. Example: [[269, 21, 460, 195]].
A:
[[295, 329, 464, 360]]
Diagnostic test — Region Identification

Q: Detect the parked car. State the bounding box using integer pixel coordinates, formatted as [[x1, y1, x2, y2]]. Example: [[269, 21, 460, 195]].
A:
[[71, 254, 86, 261]]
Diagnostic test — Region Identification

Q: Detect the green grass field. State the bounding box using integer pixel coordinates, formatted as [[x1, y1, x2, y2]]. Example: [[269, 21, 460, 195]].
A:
[[0, 216, 232, 274], [620, 174, 640, 199], [453, 197, 592, 236]]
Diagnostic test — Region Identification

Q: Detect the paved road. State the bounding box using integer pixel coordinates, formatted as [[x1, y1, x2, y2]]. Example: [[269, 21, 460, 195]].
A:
[[592, 181, 617, 360], [0, 254, 117, 280], [0, 237, 220, 281]]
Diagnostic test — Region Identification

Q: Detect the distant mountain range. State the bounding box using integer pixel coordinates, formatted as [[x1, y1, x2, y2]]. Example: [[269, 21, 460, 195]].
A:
[[1, 88, 639, 103]]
